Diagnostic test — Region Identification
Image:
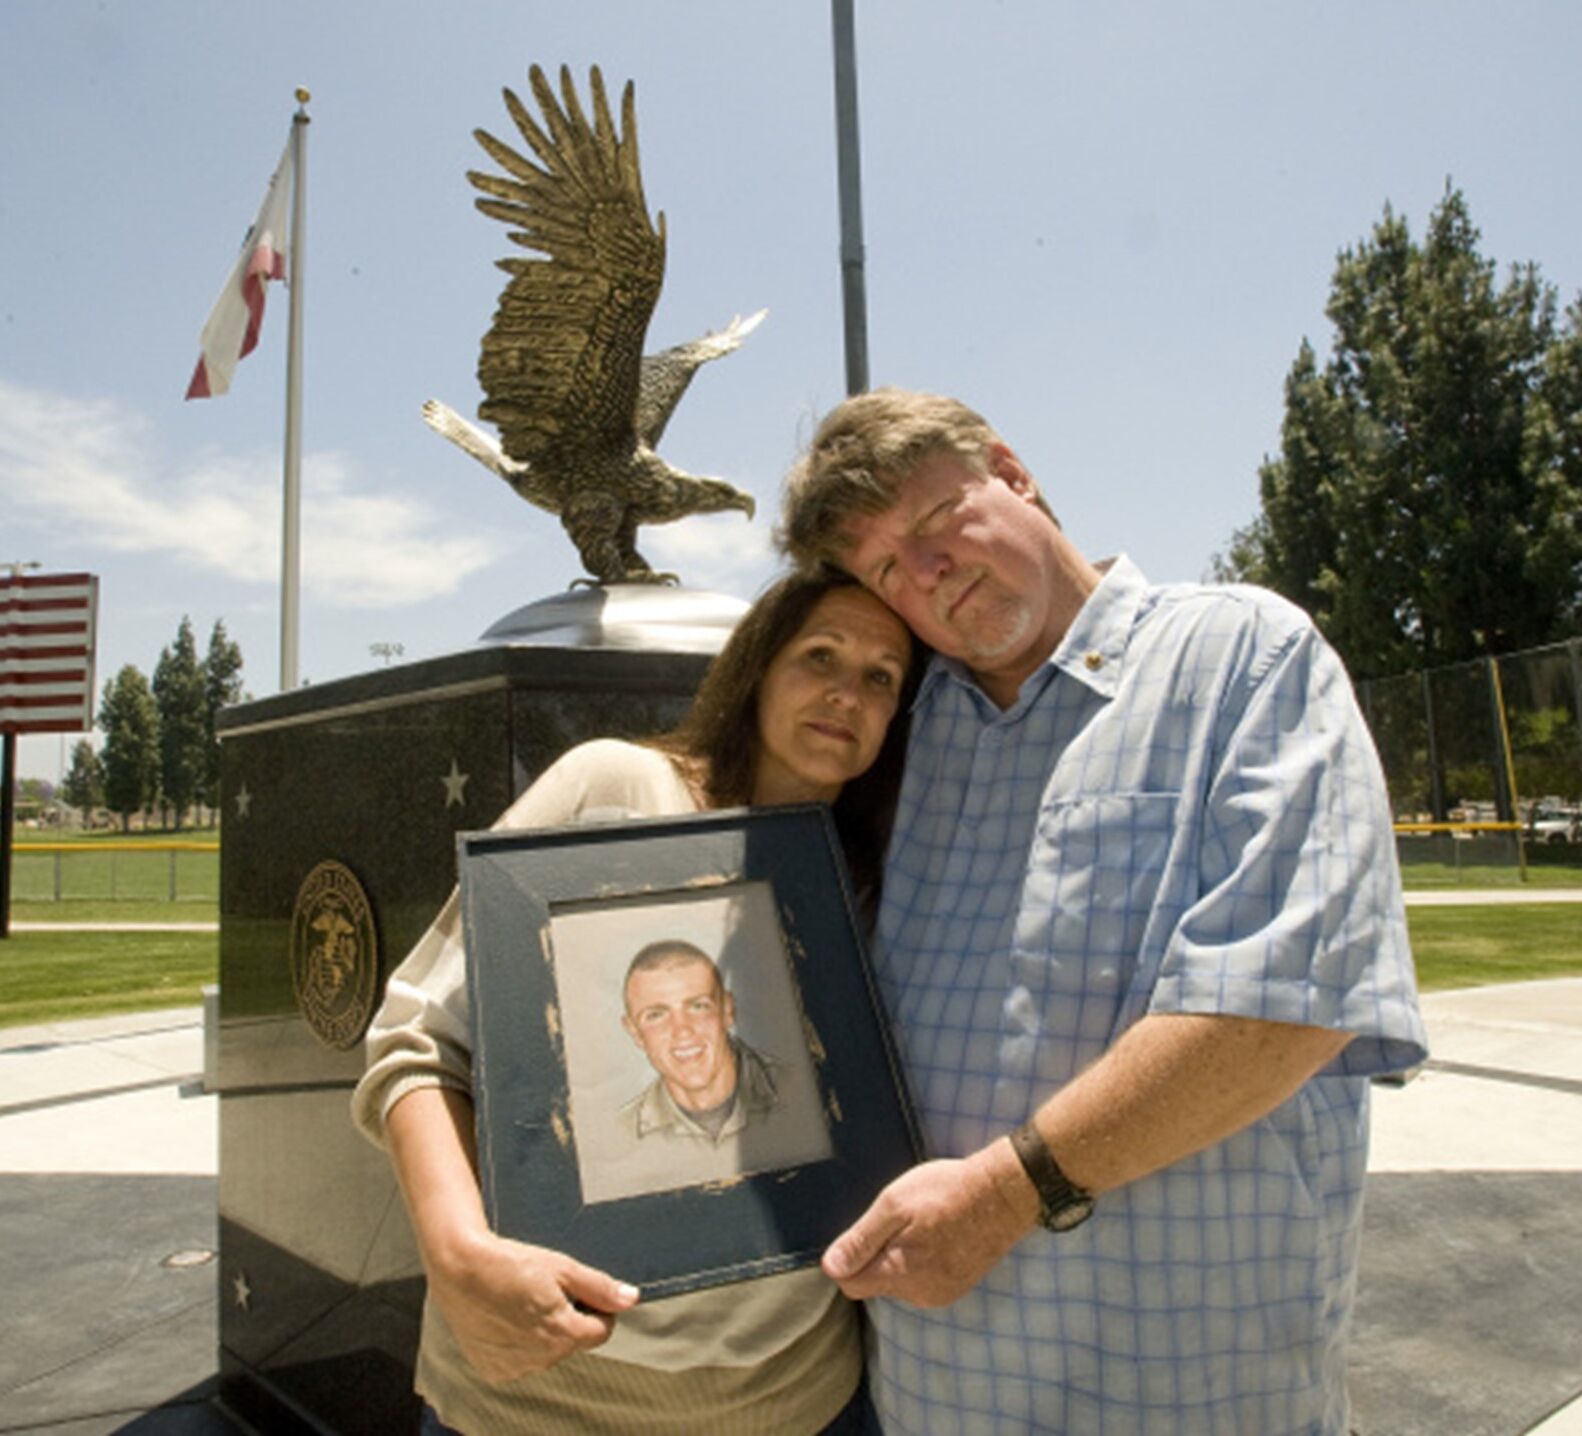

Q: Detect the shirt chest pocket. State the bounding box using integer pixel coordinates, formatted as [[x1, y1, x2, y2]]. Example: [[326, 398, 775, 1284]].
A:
[[1011, 792, 1180, 1003]]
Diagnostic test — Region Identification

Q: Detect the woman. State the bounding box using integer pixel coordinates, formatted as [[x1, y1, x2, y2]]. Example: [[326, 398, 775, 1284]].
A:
[[351, 570, 918, 1435]]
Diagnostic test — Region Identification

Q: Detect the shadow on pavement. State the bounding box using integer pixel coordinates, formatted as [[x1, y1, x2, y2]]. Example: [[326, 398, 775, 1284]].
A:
[[5, 1129, 1582, 1433], [0, 1173, 224, 1434], [1349, 1170, 1582, 1435]]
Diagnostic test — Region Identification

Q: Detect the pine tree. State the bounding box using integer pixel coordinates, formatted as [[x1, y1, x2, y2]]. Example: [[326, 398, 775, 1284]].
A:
[[1220, 186, 1582, 679], [153, 617, 207, 829], [61, 739, 105, 826], [202, 620, 245, 819], [98, 666, 160, 831]]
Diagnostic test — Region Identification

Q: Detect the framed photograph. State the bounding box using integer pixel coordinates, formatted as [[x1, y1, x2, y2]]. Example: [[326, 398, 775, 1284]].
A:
[[457, 803, 922, 1299]]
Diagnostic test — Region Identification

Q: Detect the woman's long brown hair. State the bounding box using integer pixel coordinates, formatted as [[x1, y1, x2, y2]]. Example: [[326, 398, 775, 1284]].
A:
[[649, 569, 923, 923]]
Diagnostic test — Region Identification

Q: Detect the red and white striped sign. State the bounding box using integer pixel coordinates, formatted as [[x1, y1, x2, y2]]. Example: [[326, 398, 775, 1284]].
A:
[[0, 571, 99, 734]]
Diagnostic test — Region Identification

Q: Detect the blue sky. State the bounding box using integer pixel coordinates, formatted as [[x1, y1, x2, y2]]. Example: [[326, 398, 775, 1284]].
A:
[[7, 0, 1580, 780]]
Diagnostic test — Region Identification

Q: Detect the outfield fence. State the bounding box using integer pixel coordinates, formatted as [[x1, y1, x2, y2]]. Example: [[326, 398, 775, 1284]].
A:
[[11, 843, 219, 904], [1358, 638, 1582, 828]]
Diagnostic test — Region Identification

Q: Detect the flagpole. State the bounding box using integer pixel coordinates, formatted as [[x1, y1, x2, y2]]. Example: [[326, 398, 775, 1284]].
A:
[[280, 88, 310, 692]]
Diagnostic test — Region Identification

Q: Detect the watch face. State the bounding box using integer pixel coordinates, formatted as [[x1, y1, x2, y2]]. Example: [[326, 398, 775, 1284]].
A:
[[1045, 1194, 1095, 1232]]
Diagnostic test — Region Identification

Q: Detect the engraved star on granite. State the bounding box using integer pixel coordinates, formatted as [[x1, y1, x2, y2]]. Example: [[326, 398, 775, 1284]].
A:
[[442, 759, 469, 809]]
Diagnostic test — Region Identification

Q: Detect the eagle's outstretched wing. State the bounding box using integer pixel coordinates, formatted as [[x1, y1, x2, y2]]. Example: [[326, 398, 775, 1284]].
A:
[[468, 65, 665, 466], [637, 309, 767, 448]]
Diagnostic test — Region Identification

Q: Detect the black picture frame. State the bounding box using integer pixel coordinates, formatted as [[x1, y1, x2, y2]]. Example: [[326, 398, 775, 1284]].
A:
[[457, 803, 922, 1299]]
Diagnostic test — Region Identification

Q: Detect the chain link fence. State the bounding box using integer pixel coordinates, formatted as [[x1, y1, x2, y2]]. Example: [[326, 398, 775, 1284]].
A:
[[11, 843, 220, 904], [1357, 637, 1582, 878]]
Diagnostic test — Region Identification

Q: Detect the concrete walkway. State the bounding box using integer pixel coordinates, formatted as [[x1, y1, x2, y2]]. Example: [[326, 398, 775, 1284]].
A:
[[1403, 887, 1582, 906], [2, 982, 1581, 1433], [1358, 979, 1582, 1434], [0, 1008, 221, 1434]]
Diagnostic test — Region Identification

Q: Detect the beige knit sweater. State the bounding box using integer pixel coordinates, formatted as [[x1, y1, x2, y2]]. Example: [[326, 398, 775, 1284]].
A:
[[351, 740, 861, 1435]]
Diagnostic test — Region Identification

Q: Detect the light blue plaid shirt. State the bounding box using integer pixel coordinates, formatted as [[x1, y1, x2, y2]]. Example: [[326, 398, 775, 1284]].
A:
[[868, 556, 1426, 1435]]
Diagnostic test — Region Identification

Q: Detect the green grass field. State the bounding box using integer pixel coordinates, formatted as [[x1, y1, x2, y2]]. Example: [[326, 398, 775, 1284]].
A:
[[1399, 860, 1582, 889], [0, 928, 217, 1028], [1405, 903, 1582, 991], [1, 900, 1577, 1029]]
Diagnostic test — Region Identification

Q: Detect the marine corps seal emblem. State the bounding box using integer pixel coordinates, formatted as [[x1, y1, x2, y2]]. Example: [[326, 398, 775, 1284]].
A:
[[290, 860, 379, 1050]]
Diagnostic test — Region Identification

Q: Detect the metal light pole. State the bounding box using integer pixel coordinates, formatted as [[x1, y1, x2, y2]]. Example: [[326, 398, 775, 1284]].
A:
[[831, 0, 870, 395]]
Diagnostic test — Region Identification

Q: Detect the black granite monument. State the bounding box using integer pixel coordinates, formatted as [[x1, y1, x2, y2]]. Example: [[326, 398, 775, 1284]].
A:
[[213, 589, 742, 1433]]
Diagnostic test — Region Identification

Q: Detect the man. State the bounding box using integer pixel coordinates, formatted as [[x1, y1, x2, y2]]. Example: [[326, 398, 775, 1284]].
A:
[[778, 388, 1426, 1434], [618, 940, 782, 1143]]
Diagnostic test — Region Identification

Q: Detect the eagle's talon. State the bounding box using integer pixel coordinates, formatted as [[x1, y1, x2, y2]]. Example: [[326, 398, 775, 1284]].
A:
[[567, 571, 680, 589]]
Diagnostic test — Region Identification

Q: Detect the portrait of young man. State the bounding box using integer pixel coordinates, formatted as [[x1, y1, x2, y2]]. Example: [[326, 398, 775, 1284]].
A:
[[552, 895, 836, 1206], [617, 939, 786, 1147]]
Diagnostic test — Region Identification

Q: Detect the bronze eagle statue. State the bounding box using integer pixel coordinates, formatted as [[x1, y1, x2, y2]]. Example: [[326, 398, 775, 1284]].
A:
[[423, 64, 762, 585]]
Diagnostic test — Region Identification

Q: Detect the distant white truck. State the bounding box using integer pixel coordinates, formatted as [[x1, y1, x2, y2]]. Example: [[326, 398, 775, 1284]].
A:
[[1527, 804, 1581, 844]]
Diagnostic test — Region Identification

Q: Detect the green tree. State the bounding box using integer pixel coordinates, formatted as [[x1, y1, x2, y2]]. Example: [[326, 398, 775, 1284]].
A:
[[98, 665, 160, 831], [61, 739, 104, 824], [1220, 186, 1582, 679], [15, 777, 52, 823], [153, 617, 207, 829], [1510, 704, 1582, 805], [201, 619, 245, 819]]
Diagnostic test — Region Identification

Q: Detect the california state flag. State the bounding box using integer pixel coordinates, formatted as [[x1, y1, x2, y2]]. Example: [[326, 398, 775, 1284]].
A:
[[186, 140, 293, 399]]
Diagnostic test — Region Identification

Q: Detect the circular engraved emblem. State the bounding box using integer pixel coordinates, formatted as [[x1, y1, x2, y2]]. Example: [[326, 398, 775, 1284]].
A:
[[290, 860, 380, 1050]]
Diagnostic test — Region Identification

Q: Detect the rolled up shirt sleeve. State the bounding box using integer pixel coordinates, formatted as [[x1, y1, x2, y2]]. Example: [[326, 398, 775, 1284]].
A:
[[1152, 621, 1428, 1075]]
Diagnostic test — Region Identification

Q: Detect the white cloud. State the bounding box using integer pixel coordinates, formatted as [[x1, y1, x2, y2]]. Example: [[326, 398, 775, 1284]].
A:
[[0, 380, 506, 608], [643, 510, 779, 597]]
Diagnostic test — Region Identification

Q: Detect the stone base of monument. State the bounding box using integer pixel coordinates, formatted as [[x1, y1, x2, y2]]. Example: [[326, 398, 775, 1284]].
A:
[[213, 588, 740, 1433]]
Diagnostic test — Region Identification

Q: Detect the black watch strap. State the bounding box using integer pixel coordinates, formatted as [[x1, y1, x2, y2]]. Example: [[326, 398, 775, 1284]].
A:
[[1009, 1120, 1095, 1233]]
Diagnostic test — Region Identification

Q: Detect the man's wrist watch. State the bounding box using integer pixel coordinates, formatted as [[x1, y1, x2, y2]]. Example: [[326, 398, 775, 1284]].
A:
[[1009, 1120, 1095, 1233]]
